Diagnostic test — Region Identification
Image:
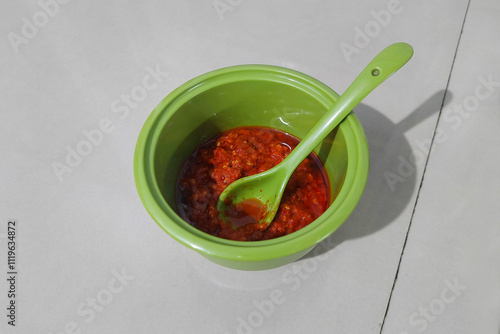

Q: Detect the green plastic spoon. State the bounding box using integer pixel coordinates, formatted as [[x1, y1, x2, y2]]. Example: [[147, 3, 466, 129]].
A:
[[217, 42, 414, 229]]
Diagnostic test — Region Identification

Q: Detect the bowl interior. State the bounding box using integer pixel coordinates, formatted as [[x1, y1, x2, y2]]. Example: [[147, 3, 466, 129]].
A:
[[153, 78, 348, 212]]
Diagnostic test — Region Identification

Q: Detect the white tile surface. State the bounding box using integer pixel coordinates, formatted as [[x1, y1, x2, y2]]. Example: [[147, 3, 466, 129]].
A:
[[381, 0, 500, 333], [1, 0, 496, 333]]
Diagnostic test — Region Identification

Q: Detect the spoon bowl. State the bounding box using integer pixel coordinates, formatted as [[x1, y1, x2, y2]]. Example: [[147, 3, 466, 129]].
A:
[[218, 162, 289, 228]]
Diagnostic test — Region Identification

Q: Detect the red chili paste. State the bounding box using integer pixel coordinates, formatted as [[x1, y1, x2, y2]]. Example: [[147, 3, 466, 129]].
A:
[[176, 127, 330, 241]]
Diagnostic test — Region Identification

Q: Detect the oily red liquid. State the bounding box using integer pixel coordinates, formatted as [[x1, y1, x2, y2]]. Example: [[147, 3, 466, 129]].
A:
[[223, 198, 268, 229], [175, 127, 330, 241]]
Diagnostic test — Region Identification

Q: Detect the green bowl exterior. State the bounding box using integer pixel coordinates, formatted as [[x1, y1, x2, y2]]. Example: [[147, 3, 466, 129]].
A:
[[134, 65, 369, 270]]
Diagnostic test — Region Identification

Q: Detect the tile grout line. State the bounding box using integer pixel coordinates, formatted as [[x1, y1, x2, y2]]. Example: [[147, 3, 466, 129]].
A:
[[378, 0, 473, 332]]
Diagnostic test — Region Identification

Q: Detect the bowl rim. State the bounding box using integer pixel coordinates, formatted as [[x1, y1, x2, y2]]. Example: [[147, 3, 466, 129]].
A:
[[134, 64, 369, 262]]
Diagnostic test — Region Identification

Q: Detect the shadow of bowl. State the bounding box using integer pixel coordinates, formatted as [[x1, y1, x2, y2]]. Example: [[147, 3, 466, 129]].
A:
[[301, 90, 450, 259]]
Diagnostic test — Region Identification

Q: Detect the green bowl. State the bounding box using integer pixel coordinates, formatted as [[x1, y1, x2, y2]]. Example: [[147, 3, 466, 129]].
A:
[[134, 65, 369, 270]]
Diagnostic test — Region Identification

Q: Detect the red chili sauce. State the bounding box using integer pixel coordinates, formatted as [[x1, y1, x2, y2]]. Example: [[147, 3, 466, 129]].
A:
[[176, 127, 330, 241]]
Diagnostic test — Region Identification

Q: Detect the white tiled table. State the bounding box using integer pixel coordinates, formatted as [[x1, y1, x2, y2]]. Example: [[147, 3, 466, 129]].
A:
[[0, 1, 498, 333]]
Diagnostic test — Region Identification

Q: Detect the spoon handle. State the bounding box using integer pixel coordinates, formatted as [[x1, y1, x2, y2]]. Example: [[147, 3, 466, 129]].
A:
[[280, 42, 414, 174]]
